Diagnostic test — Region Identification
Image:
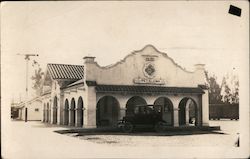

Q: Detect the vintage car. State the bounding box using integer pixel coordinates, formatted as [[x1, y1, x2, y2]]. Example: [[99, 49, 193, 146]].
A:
[[118, 104, 166, 133]]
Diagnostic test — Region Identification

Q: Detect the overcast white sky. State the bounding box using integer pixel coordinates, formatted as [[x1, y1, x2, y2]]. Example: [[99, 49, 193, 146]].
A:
[[1, 1, 249, 103]]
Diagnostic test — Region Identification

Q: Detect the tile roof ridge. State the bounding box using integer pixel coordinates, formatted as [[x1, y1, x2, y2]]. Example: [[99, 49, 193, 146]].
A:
[[47, 63, 84, 67]]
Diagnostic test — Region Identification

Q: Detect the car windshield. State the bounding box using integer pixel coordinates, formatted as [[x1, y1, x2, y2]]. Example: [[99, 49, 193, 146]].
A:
[[134, 105, 162, 115]]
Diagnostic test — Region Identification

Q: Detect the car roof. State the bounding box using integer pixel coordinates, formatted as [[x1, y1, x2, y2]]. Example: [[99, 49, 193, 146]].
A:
[[134, 104, 162, 107]]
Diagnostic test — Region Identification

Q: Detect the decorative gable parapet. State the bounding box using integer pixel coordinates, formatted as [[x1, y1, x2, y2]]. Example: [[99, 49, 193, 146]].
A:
[[83, 45, 206, 87]]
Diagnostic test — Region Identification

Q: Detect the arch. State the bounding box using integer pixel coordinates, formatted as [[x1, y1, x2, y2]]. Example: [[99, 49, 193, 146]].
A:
[[154, 97, 174, 126], [52, 96, 58, 124], [43, 103, 46, 122], [76, 97, 84, 127], [64, 99, 69, 125], [178, 97, 198, 126], [96, 96, 120, 127], [126, 96, 147, 116], [47, 103, 50, 123], [70, 98, 76, 126]]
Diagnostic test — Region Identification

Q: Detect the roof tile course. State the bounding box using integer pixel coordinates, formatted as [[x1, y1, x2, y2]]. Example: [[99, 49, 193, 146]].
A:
[[47, 63, 84, 79], [96, 85, 204, 94]]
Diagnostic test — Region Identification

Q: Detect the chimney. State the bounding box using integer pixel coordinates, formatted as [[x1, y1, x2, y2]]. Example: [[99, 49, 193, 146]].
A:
[[83, 56, 96, 81], [83, 56, 96, 64], [194, 64, 205, 71]]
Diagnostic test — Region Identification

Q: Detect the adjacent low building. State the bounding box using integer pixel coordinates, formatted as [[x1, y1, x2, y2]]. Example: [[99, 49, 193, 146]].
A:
[[12, 97, 43, 121], [41, 45, 209, 128]]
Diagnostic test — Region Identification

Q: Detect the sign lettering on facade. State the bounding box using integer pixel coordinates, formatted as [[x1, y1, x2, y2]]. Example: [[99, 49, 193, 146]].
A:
[[133, 55, 165, 85]]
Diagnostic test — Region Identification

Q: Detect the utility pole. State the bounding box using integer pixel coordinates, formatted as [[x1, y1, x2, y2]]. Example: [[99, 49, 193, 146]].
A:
[[17, 53, 39, 122]]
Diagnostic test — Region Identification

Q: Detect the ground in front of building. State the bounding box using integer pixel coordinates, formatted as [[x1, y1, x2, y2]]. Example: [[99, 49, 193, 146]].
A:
[[3, 120, 240, 159]]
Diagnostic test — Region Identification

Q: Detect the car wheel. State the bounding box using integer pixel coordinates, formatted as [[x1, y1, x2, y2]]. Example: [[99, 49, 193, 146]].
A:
[[155, 121, 164, 132], [122, 122, 133, 133]]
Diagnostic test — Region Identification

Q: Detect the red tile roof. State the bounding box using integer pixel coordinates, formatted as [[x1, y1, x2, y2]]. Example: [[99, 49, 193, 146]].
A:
[[96, 85, 204, 94], [47, 63, 84, 80]]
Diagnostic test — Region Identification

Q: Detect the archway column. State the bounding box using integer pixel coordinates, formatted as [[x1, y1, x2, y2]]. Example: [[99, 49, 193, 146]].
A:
[[57, 106, 60, 125], [46, 105, 48, 122], [48, 105, 51, 123], [84, 87, 96, 128], [202, 89, 209, 126], [144, 95, 156, 106], [50, 104, 53, 124], [117, 97, 127, 120], [43, 105, 46, 122], [68, 108, 72, 126], [59, 94, 64, 125], [172, 97, 180, 127], [173, 109, 179, 127], [44, 108, 47, 122], [119, 108, 126, 120]]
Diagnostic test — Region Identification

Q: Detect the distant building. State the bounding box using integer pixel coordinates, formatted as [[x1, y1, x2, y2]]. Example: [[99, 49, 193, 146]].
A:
[[41, 45, 209, 128], [11, 102, 21, 119], [13, 97, 43, 121]]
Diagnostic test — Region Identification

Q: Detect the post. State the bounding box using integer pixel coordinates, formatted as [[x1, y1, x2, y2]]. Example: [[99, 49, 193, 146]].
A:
[[25, 59, 28, 122], [17, 53, 39, 122], [25, 107, 28, 122]]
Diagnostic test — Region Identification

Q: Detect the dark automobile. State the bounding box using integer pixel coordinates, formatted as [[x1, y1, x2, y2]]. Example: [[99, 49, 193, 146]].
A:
[[118, 104, 166, 132]]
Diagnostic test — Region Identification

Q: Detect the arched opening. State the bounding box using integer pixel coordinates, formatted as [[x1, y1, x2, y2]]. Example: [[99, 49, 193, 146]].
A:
[[47, 103, 50, 123], [64, 99, 69, 125], [53, 96, 58, 124], [178, 97, 198, 126], [77, 97, 84, 127], [154, 97, 174, 126], [70, 98, 76, 126], [43, 104, 46, 122], [96, 96, 120, 127], [126, 96, 147, 116]]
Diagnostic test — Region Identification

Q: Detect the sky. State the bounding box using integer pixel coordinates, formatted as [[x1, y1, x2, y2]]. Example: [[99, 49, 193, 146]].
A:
[[1, 1, 249, 103]]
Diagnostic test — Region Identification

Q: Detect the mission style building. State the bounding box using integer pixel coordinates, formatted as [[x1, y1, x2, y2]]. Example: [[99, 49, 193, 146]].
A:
[[41, 45, 209, 128]]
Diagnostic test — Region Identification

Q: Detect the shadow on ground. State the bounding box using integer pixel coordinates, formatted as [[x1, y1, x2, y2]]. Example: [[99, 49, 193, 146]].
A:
[[54, 126, 225, 137]]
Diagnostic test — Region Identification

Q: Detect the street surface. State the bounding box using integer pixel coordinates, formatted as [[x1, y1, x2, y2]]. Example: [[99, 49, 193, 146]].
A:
[[2, 120, 247, 158]]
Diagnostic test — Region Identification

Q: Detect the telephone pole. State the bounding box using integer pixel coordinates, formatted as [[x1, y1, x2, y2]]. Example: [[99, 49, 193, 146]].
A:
[[17, 53, 39, 122]]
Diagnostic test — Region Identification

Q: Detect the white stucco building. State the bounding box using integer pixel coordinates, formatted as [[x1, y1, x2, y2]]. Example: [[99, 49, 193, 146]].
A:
[[14, 97, 43, 121], [41, 45, 209, 128]]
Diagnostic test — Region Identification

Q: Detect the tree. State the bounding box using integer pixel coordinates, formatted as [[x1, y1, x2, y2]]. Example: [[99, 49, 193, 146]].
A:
[[31, 60, 44, 96], [205, 70, 223, 104], [221, 72, 239, 104], [221, 76, 231, 103]]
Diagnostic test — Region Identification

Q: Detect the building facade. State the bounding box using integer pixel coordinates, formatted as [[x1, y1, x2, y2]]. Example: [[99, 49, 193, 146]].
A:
[[41, 45, 209, 128], [13, 97, 43, 121]]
